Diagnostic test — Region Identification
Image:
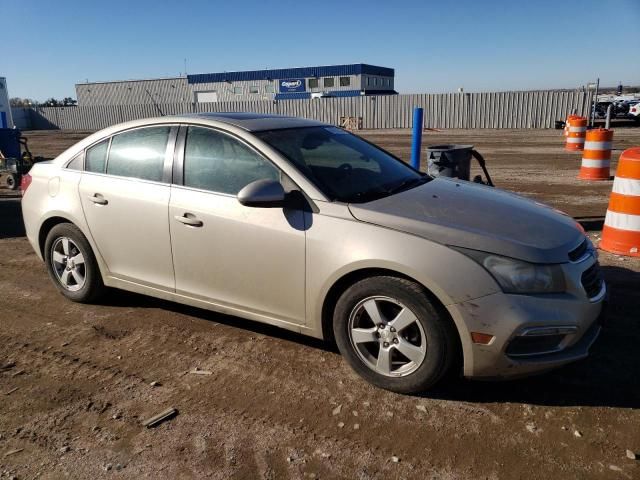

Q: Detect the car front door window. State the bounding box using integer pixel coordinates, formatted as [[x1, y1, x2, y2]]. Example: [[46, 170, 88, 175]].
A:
[[183, 126, 279, 194]]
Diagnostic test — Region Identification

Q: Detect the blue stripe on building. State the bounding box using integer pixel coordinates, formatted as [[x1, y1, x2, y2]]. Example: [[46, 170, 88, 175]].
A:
[[275, 89, 397, 100], [188, 64, 394, 84]]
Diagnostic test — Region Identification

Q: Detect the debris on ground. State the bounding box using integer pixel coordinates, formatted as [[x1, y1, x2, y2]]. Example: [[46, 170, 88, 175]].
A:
[[189, 368, 212, 375], [0, 361, 16, 371], [4, 448, 24, 457], [4, 387, 19, 396], [391, 455, 400, 463], [142, 407, 178, 428], [574, 430, 583, 438], [416, 405, 427, 413], [149, 381, 161, 387], [332, 404, 342, 416], [626, 449, 637, 460]]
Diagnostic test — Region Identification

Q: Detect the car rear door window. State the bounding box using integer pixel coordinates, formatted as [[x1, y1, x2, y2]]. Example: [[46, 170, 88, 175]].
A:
[[106, 126, 170, 182], [85, 140, 109, 173], [183, 126, 279, 195]]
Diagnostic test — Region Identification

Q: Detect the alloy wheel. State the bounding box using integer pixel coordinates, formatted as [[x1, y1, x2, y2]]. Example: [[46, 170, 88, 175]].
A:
[[348, 296, 427, 377], [50, 237, 86, 292]]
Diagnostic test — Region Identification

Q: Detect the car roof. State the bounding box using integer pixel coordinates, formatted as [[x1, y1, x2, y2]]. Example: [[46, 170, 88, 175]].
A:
[[168, 112, 327, 132]]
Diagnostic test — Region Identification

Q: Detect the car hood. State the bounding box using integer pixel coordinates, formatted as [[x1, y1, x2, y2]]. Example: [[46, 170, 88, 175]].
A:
[[348, 178, 583, 264]]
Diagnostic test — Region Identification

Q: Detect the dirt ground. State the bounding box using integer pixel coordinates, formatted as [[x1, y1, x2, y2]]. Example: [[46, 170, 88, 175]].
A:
[[1, 128, 639, 480]]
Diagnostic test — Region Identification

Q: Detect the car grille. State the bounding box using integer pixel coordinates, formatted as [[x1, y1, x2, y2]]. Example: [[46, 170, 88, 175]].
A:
[[581, 263, 604, 299], [568, 239, 589, 262]]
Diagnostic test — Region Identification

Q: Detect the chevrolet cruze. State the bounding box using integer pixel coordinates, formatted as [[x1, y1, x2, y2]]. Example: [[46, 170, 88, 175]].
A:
[[21, 113, 605, 393]]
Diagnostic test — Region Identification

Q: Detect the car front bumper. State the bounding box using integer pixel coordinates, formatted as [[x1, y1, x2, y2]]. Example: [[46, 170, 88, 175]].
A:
[[447, 270, 605, 379]]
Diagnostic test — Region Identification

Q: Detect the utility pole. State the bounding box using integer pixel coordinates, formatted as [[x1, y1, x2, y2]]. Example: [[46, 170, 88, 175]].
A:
[[589, 78, 600, 127]]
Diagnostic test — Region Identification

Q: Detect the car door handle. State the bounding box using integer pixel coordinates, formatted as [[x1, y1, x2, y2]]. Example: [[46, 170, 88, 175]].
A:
[[88, 194, 108, 205], [174, 214, 203, 227]]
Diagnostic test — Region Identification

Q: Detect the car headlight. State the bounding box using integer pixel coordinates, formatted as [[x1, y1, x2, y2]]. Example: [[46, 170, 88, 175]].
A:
[[453, 247, 566, 294]]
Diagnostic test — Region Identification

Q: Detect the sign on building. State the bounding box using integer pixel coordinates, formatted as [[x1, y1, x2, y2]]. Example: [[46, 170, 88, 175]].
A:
[[279, 79, 306, 93]]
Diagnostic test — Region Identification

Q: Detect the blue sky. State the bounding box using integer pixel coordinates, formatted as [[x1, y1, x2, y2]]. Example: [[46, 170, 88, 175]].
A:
[[1, 0, 639, 101]]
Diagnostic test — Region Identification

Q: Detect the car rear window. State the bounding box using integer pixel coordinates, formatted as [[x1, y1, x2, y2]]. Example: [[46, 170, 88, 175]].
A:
[[106, 126, 170, 182], [85, 140, 109, 173]]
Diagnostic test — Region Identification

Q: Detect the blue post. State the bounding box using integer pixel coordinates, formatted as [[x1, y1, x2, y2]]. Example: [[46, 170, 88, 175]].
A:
[[410, 107, 424, 170]]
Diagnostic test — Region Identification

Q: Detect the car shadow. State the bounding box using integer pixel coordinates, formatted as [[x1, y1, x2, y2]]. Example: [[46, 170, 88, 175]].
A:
[[576, 216, 605, 232], [98, 263, 640, 409], [98, 288, 334, 353], [424, 264, 640, 409], [0, 198, 26, 239]]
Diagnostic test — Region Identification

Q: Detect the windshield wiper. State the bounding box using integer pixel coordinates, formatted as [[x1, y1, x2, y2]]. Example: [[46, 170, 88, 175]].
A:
[[350, 187, 392, 203], [386, 175, 429, 195]]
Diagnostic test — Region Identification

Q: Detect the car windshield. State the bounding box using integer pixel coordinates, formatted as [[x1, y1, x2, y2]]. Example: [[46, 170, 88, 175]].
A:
[[256, 126, 428, 203]]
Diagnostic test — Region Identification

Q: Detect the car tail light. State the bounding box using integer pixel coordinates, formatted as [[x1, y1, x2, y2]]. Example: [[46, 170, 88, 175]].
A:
[[20, 173, 32, 196], [632, 107, 637, 113]]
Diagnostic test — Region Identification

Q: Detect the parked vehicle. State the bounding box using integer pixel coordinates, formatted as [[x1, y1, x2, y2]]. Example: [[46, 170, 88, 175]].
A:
[[594, 102, 615, 119], [628, 101, 640, 120], [21, 113, 605, 393]]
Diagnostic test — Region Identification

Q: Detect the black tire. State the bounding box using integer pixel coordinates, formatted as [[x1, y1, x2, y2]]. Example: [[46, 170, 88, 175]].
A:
[[5, 174, 17, 190], [333, 276, 457, 394], [44, 223, 105, 303]]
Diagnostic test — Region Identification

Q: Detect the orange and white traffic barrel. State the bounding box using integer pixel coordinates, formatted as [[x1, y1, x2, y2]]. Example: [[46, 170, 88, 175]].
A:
[[600, 147, 640, 256], [564, 114, 578, 138], [565, 116, 587, 151], [579, 128, 613, 180]]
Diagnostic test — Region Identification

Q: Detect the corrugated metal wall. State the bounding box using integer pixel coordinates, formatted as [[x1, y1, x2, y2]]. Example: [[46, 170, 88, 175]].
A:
[[76, 78, 191, 106], [25, 90, 593, 131]]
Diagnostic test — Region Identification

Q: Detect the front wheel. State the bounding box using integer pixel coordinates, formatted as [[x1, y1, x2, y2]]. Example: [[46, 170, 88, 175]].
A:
[[44, 223, 106, 303], [333, 276, 457, 394]]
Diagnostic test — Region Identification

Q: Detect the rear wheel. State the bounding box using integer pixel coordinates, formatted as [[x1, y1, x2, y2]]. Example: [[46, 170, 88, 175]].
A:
[[44, 223, 105, 303], [5, 174, 17, 190], [333, 276, 457, 394]]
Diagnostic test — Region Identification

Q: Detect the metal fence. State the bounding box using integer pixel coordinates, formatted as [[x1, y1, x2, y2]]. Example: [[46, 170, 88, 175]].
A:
[[13, 90, 593, 131]]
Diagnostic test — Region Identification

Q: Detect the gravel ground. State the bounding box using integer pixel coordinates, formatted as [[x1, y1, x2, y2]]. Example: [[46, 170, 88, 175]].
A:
[[0, 128, 639, 479]]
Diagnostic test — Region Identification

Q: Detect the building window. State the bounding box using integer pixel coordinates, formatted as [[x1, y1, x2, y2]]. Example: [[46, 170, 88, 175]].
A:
[[265, 84, 274, 93], [195, 90, 218, 103], [308, 78, 319, 89], [339, 77, 350, 87], [233, 86, 243, 95], [367, 77, 371, 87], [323, 77, 334, 88], [249, 86, 259, 94], [373, 78, 378, 87]]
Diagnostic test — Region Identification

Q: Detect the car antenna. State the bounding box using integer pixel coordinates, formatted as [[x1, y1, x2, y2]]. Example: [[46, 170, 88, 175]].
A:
[[145, 89, 165, 116]]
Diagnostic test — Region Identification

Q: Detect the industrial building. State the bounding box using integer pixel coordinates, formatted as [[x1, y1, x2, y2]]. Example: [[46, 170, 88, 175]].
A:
[[75, 64, 396, 106]]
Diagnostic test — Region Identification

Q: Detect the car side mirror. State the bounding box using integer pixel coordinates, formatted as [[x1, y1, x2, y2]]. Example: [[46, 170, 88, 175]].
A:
[[237, 179, 286, 208]]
